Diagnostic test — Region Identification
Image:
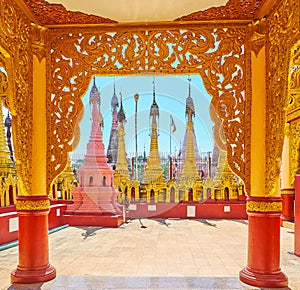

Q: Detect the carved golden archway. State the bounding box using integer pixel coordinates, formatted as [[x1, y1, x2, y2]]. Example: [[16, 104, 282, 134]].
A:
[[265, 0, 300, 196], [285, 40, 300, 184], [0, 1, 33, 196], [47, 23, 251, 192]]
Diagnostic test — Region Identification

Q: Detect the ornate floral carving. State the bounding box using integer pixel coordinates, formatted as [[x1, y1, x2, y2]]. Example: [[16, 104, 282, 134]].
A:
[[246, 200, 282, 212], [175, 0, 263, 21], [0, 0, 33, 195], [47, 25, 249, 193], [265, 0, 300, 196], [16, 199, 50, 211], [23, 0, 117, 25]]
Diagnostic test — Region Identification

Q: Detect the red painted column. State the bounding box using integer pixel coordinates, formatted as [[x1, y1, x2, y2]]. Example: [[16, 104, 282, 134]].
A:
[[281, 188, 295, 222], [240, 197, 288, 288], [11, 196, 56, 284], [295, 175, 300, 256]]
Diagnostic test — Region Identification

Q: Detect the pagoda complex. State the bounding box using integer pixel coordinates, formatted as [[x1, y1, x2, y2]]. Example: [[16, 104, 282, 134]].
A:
[[141, 80, 167, 202], [65, 78, 123, 227]]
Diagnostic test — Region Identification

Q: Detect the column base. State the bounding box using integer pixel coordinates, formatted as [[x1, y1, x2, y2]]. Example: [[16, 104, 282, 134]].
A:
[[11, 263, 56, 284], [281, 190, 295, 222], [240, 266, 288, 288]]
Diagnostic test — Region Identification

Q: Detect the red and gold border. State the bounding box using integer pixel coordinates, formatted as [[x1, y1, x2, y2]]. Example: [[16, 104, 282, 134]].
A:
[[246, 197, 282, 213], [16, 196, 50, 211]]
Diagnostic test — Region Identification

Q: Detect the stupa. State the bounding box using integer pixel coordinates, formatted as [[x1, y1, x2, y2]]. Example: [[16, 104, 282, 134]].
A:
[[64, 77, 123, 227], [141, 79, 166, 202], [178, 78, 202, 201]]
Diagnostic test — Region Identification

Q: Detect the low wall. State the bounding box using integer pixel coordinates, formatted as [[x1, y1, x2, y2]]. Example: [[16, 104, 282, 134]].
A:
[[0, 200, 72, 247], [128, 201, 247, 219], [1, 200, 247, 246]]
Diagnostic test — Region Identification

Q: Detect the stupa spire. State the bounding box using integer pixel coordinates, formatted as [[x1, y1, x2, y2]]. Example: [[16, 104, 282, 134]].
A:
[[115, 93, 129, 178], [107, 80, 119, 164], [142, 78, 164, 184], [179, 78, 200, 186]]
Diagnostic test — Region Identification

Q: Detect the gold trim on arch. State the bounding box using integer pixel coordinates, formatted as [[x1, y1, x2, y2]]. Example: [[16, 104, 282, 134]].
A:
[[47, 24, 251, 194]]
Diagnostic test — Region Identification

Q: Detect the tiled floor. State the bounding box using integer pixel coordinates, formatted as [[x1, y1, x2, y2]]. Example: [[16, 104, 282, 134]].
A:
[[0, 219, 299, 289]]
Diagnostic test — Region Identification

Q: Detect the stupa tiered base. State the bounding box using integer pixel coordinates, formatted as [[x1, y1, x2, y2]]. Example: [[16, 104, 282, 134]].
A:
[[64, 187, 124, 227]]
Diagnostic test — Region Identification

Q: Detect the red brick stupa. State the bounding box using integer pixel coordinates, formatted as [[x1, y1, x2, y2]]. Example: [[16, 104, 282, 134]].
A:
[[64, 77, 123, 227]]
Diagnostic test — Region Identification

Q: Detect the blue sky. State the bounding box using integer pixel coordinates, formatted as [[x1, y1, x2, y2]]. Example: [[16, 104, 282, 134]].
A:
[[73, 75, 214, 156]]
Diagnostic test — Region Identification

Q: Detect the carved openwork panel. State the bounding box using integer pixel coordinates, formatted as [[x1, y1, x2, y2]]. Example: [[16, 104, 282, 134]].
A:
[[0, 0, 33, 195], [47, 24, 249, 192], [265, 0, 300, 196]]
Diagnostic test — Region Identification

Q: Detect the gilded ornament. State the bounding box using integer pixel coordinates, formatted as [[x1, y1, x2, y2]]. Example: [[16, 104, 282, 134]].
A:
[[16, 199, 50, 211], [246, 200, 282, 212], [247, 19, 266, 57], [31, 23, 46, 62]]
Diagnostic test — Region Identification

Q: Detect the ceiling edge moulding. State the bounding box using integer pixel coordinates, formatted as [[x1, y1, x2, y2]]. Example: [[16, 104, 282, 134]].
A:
[[175, 0, 264, 21], [22, 0, 118, 26], [21, 0, 273, 27]]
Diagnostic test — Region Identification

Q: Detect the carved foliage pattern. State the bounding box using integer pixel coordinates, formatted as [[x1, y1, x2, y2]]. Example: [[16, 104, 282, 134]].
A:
[[175, 0, 263, 21], [265, 0, 300, 196], [0, 0, 33, 195], [23, 0, 117, 25], [48, 26, 248, 191]]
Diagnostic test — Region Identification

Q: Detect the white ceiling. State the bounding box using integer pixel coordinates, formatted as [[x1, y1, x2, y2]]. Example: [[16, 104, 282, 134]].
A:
[[47, 0, 228, 22]]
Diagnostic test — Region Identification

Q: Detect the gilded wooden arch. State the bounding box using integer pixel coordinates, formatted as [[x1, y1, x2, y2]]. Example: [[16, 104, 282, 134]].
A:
[[0, 0, 33, 196], [47, 24, 251, 193], [265, 0, 300, 196], [286, 40, 300, 184]]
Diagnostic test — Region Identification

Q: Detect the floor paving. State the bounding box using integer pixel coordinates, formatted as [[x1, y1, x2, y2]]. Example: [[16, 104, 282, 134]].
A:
[[0, 219, 299, 289]]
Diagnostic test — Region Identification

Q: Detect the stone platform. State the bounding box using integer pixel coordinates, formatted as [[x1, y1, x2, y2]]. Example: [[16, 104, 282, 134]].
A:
[[0, 219, 299, 290]]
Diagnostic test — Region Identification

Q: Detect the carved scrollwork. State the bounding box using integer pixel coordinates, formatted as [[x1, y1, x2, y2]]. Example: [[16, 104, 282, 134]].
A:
[[48, 25, 249, 193], [246, 200, 282, 212], [175, 0, 263, 21], [265, 0, 300, 196], [0, 0, 33, 195], [23, 0, 117, 25]]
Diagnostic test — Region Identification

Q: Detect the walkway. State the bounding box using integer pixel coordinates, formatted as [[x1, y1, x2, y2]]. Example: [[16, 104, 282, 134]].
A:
[[0, 219, 299, 289]]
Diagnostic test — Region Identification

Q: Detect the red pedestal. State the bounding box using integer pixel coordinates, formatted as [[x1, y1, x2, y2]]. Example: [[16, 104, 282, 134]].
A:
[[11, 196, 56, 284], [239, 197, 288, 288], [295, 175, 300, 256], [281, 189, 295, 222]]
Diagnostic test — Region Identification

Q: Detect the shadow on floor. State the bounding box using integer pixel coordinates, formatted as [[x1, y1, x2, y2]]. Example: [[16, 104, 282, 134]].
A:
[[153, 218, 171, 227], [75, 226, 103, 240], [195, 219, 217, 227]]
